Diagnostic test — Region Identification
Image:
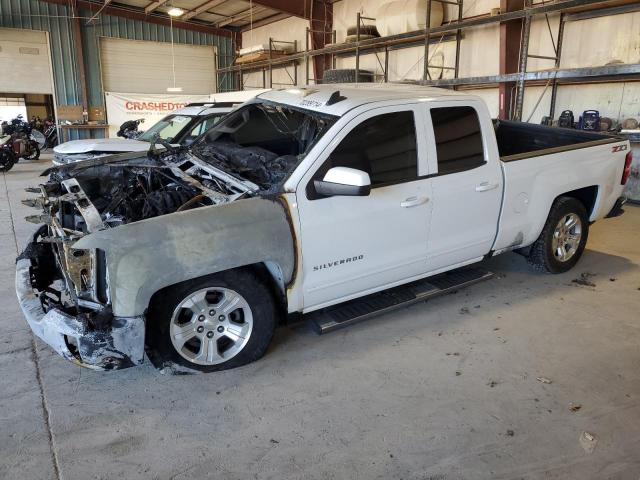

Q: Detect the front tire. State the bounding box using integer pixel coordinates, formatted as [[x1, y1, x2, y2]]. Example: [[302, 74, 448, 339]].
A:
[[147, 269, 277, 372], [0, 149, 16, 171], [527, 197, 589, 273]]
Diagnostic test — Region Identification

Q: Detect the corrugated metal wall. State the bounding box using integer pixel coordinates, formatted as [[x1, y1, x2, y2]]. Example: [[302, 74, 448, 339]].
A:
[[83, 14, 235, 107], [0, 0, 81, 106], [0, 0, 234, 138]]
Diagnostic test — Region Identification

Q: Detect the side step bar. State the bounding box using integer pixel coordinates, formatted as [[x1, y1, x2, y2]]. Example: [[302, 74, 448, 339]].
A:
[[309, 267, 494, 334]]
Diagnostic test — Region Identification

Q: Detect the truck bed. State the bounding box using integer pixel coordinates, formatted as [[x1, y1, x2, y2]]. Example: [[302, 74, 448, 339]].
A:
[[494, 120, 618, 161]]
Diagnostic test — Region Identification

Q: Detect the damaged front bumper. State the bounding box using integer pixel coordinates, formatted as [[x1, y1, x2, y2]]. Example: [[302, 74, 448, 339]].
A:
[[16, 248, 145, 371]]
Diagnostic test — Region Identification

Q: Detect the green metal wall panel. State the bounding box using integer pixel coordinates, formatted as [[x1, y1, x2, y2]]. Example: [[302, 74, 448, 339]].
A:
[[0, 0, 81, 106], [0, 0, 234, 138]]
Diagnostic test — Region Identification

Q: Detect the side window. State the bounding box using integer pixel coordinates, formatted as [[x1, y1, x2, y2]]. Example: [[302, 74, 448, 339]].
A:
[[309, 111, 418, 198], [430, 106, 485, 175], [189, 116, 220, 138]]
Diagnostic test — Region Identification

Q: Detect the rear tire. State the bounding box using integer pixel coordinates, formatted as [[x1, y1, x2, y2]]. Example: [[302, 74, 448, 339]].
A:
[[346, 25, 379, 37], [527, 197, 589, 273], [147, 268, 277, 372]]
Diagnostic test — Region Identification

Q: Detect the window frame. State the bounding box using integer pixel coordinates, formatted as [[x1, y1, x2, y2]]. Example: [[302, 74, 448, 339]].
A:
[[424, 102, 488, 177], [304, 104, 429, 201]]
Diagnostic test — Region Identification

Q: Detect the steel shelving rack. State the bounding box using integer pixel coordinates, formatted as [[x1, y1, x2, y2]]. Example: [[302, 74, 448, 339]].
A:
[[217, 0, 640, 121]]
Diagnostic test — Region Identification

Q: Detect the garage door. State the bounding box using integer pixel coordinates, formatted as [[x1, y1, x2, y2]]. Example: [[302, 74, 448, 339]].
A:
[[100, 37, 216, 95], [0, 28, 54, 94]]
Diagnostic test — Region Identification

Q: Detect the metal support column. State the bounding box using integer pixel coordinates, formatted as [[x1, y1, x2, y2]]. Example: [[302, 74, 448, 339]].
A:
[[549, 13, 566, 120], [384, 45, 389, 82], [268, 37, 273, 88], [305, 28, 310, 85], [355, 12, 361, 83], [423, 0, 433, 81], [454, 0, 463, 80], [513, 1, 532, 121]]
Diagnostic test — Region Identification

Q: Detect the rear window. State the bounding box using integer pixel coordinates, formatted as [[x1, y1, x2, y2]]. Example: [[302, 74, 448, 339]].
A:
[[430, 106, 485, 174]]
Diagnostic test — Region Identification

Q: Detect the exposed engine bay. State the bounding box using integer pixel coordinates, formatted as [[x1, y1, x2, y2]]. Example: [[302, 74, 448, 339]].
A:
[[41, 152, 258, 233]]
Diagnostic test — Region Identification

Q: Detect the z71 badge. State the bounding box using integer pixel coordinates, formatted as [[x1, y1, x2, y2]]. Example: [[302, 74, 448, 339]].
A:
[[612, 144, 628, 153]]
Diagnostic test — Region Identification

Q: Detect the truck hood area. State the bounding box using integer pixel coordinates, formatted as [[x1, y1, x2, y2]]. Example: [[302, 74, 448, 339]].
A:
[[54, 138, 151, 155], [32, 148, 269, 236]]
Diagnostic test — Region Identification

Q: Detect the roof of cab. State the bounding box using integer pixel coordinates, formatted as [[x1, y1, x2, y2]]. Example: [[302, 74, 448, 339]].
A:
[[256, 83, 474, 116]]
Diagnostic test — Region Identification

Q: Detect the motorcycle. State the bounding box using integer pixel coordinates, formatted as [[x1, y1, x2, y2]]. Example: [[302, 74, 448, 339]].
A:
[[1, 115, 41, 160], [0, 135, 17, 172], [12, 132, 41, 160], [117, 118, 145, 139], [43, 118, 58, 149]]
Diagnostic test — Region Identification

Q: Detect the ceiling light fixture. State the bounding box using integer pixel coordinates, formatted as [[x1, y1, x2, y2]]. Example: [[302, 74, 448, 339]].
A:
[[167, 7, 184, 17]]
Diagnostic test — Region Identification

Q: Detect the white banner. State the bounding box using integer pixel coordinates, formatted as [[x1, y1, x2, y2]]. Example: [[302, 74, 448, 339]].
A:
[[104, 91, 210, 138]]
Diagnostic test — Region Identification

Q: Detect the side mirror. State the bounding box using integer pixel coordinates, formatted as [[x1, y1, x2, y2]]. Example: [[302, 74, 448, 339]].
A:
[[314, 166, 371, 197]]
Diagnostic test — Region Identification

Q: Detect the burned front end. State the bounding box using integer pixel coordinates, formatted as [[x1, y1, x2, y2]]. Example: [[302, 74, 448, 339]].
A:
[[17, 99, 333, 371], [16, 152, 257, 370]]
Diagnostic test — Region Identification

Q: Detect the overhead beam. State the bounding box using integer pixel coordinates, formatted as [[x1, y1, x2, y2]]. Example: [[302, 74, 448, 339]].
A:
[[144, 0, 169, 14], [218, 6, 268, 27], [40, 0, 234, 37], [182, 0, 228, 21], [250, 0, 308, 18], [239, 12, 290, 31], [86, 0, 113, 23]]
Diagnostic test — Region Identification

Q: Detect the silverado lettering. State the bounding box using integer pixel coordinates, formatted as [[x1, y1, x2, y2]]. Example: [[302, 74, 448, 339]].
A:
[[313, 255, 365, 271]]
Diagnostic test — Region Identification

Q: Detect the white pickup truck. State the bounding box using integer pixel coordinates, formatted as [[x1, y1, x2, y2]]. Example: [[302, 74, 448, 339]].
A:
[[17, 84, 631, 372]]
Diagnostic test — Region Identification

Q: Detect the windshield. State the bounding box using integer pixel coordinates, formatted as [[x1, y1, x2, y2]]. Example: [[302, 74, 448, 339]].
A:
[[138, 114, 193, 143], [191, 101, 337, 192], [182, 114, 227, 145]]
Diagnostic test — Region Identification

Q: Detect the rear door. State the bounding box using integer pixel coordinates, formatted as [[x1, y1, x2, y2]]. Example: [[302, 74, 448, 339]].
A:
[[424, 102, 503, 271]]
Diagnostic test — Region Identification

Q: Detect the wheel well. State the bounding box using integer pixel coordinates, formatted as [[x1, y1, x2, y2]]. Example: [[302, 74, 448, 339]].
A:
[[247, 263, 288, 320], [556, 185, 598, 217], [146, 263, 288, 323]]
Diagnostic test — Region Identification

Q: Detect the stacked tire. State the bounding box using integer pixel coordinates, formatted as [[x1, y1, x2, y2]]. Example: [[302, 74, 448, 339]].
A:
[[322, 69, 374, 84]]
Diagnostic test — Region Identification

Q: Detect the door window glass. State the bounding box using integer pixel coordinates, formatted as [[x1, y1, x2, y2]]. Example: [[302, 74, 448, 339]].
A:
[[430, 106, 485, 174], [311, 111, 418, 197]]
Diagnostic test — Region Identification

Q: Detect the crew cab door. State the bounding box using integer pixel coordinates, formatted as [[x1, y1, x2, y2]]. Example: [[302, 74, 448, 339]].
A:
[[295, 105, 433, 311], [423, 102, 503, 271]]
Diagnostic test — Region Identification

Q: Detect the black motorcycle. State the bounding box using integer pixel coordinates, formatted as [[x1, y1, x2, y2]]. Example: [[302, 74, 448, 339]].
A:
[[0, 134, 17, 172], [117, 118, 145, 139], [43, 118, 58, 149]]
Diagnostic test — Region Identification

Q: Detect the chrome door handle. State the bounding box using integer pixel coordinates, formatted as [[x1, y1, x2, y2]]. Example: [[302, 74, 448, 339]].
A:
[[400, 196, 429, 208], [475, 182, 499, 192]]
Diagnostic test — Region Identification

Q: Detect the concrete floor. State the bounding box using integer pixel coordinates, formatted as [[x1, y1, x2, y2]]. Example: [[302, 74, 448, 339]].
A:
[[1, 154, 639, 480]]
